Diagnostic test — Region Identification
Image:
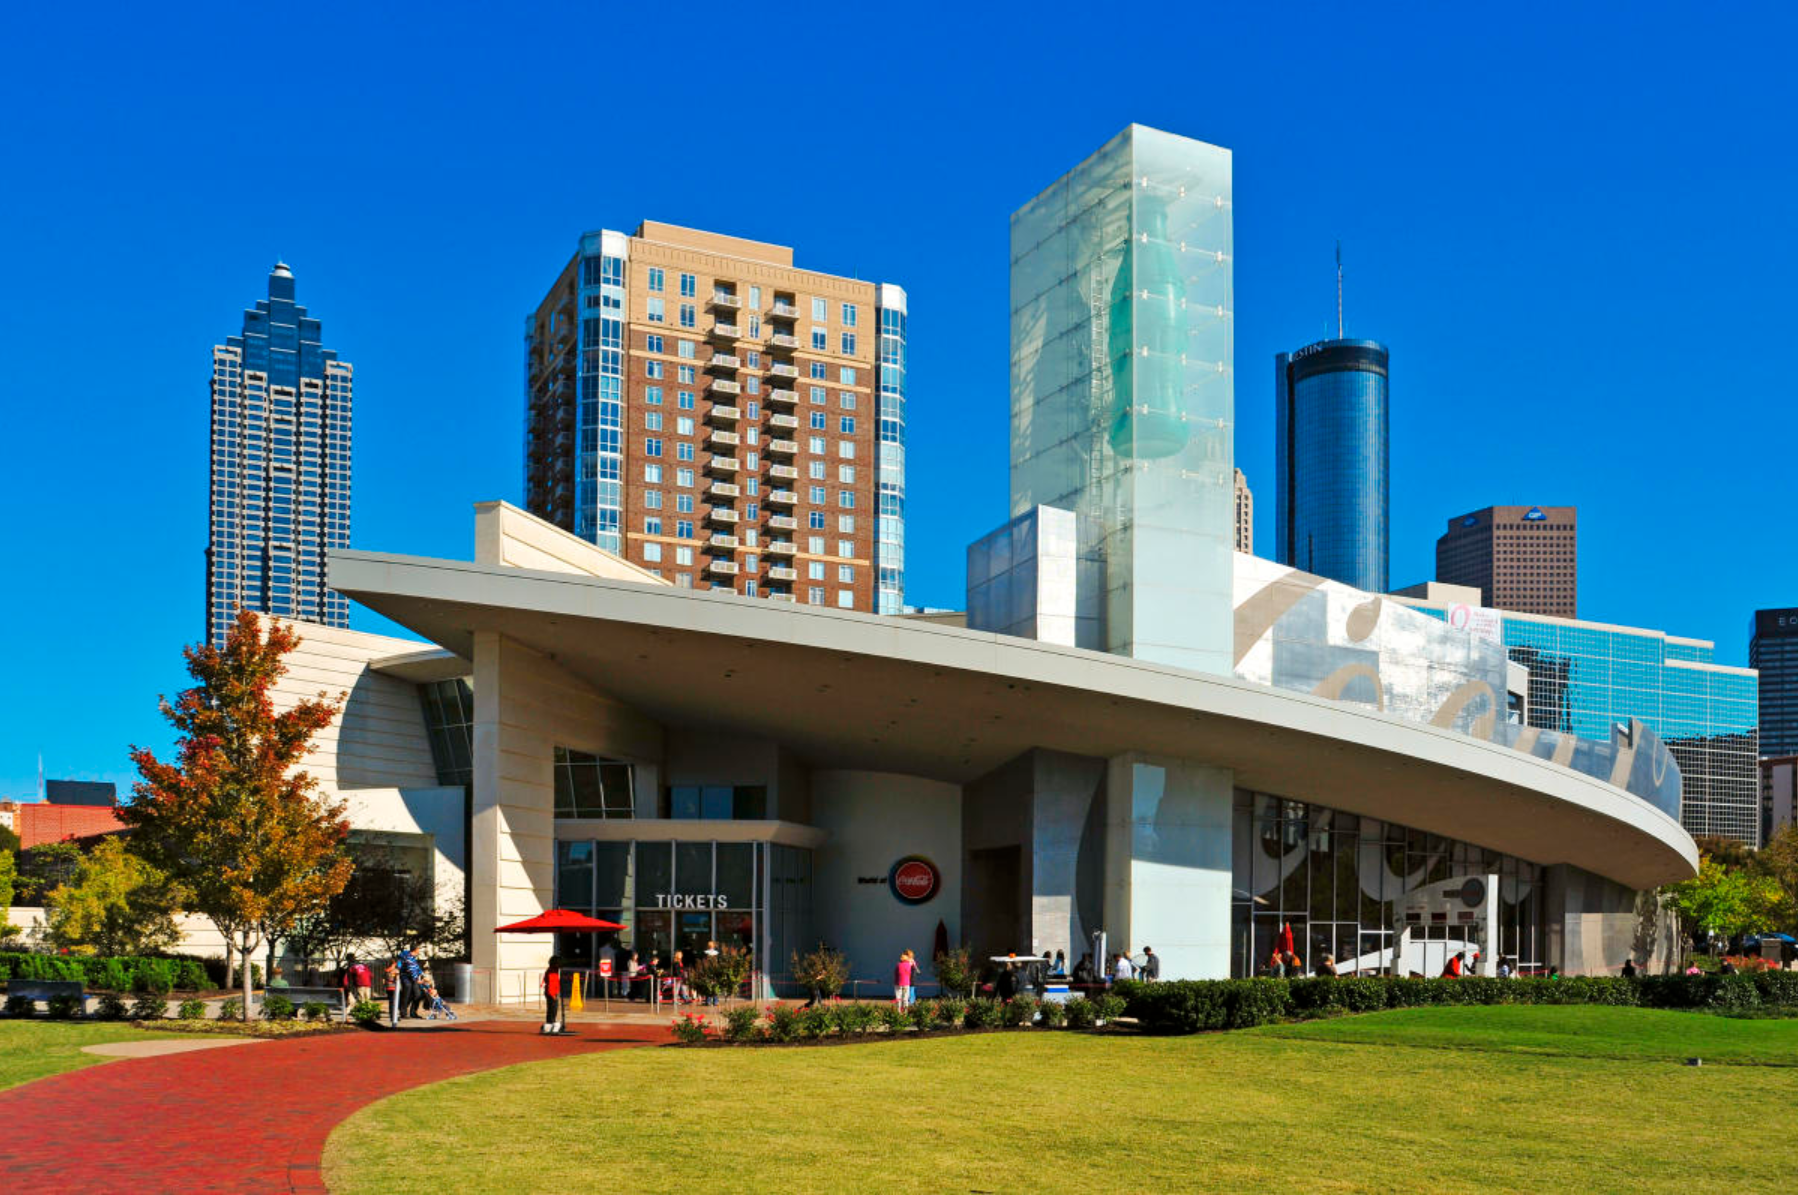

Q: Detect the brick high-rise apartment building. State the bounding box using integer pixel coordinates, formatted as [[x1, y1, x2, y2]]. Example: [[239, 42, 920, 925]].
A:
[[525, 223, 906, 612], [1434, 505, 1576, 617]]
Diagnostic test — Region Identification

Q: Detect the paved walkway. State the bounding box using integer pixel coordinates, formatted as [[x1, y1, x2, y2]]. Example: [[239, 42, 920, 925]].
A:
[[0, 1020, 669, 1193]]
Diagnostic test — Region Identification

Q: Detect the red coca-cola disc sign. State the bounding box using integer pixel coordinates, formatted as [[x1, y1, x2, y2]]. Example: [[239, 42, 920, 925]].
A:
[[889, 856, 940, 905]]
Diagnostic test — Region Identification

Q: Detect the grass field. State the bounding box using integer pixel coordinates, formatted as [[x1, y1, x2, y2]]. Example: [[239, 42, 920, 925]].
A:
[[0, 1022, 182, 1091], [325, 1006, 1798, 1194]]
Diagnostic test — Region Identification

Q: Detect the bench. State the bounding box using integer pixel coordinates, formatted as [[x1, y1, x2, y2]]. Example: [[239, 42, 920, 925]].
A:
[[6, 979, 88, 1014], [258, 985, 345, 1018]]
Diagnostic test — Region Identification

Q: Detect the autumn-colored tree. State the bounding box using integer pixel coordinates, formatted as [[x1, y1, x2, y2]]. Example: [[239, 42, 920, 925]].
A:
[[1758, 824, 1798, 933], [0, 848, 17, 943], [44, 836, 188, 957], [126, 609, 353, 1018]]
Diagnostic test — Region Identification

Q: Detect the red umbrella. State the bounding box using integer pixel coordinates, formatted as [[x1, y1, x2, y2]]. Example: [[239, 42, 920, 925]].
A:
[[495, 909, 624, 933], [1279, 922, 1295, 956]]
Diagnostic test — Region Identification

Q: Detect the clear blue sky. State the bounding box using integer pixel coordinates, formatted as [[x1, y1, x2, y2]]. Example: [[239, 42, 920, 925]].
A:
[[3, 3, 1794, 798]]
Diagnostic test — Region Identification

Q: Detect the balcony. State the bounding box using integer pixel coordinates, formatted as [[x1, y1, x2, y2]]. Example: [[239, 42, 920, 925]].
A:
[[768, 334, 799, 350], [708, 533, 739, 550], [768, 412, 799, 430], [706, 506, 740, 524], [708, 429, 740, 449], [768, 514, 797, 531], [707, 558, 740, 576], [707, 480, 741, 500], [766, 388, 797, 406], [767, 541, 797, 557], [709, 293, 741, 310], [766, 489, 797, 506], [768, 463, 798, 481], [708, 322, 740, 340], [766, 438, 797, 458], [768, 566, 797, 582], [766, 591, 796, 602], [769, 302, 800, 319], [704, 404, 740, 425], [710, 378, 742, 396], [705, 455, 740, 475], [708, 353, 740, 371]]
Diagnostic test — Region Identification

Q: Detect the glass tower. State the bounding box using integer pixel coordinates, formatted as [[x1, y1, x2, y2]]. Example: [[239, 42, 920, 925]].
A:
[[1010, 125, 1235, 674], [1275, 339, 1389, 593], [875, 284, 908, 614], [1751, 609, 1798, 759], [206, 263, 352, 646]]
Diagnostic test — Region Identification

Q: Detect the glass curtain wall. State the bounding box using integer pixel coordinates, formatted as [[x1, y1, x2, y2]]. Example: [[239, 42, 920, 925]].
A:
[[1231, 791, 1544, 978]]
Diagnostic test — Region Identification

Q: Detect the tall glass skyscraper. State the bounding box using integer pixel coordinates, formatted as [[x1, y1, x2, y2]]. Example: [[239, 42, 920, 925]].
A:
[[1750, 609, 1798, 759], [206, 263, 352, 646], [1009, 124, 1235, 674], [1275, 339, 1389, 593]]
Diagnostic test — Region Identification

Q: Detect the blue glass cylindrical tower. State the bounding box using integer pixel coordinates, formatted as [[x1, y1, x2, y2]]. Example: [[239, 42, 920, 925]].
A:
[[1275, 339, 1389, 592]]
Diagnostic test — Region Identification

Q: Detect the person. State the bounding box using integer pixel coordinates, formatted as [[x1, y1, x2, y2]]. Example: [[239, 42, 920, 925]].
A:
[[541, 954, 563, 1034], [1317, 954, 1339, 978], [1442, 951, 1465, 978], [268, 966, 290, 990], [1140, 946, 1161, 981], [623, 950, 642, 1001], [1621, 957, 1638, 978], [1547, 965, 1560, 980], [1071, 952, 1097, 988], [670, 950, 688, 1005], [338, 957, 360, 1020], [1052, 949, 1067, 976], [1268, 948, 1287, 978], [894, 949, 918, 1009], [1113, 952, 1135, 982], [1720, 957, 1738, 975], [701, 939, 721, 1005], [384, 958, 402, 1028], [1496, 958, 1512, 979], [397, 945, 424, 1019], [1284, 951, 1303, 976]]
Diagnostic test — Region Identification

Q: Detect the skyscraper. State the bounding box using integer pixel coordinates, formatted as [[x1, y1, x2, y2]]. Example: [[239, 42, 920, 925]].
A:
[[524, 222, 906, 613], [1751, 608, 1798, 758], [206, 263, 352, 646], [1233, 468, 1253, 553], [1435, 505, 1577, 617], [1274, 339, 1389, 592]]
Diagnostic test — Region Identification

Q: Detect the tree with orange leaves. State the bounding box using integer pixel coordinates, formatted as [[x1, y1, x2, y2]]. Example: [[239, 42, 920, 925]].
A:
[[126, 610, 353, 1019]]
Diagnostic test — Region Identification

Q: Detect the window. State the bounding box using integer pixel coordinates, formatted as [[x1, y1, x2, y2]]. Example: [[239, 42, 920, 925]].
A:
[[744, 529, 759, 546], [808, 587, 824, 605], [749, 285, 762, 310], [676, 493, 694, 513], [841, 366, 857, 384], [838, 491, 855, 508], [842, 303, 857, 326], [678, 340, 696, 359], [840, 392, 856, 409], [809, 485, 827, 504], [646, 361, 664, 379], [676, 574, 693, 588], [840, 333, 856, 355], [676, 546, 694, 565], [678, 365, 696, 383], [810, 362, 827, 379], [677, 443, 695, 461], [677, 520, 694, 539], [811, 328, 827, 350], [836, 591, 854, 608], [552, 748, 634, 819], [838, 515, 855, 532], [645, 517, 662, 535], [809, 435, 826, 453], [745, 451, 758, 469], [644, 411, 662, 430], [745, 376, 761, 395], [648, 267, 665, 293], [677, 416, 695, 435], [838, 465, 855, 482], [837, 539, 854, 558], [809, 460, 826, 479], [749, 316, 760, 339], [838, 441, 856, 459], [643, 542, 662, 562], [677, 390, 695, 410], [644, 464, 663, 482], [680, 273, 697, 297], [839, 416, 856, 434], [810, 411, 827, 430], [838, 564, 855, 582], [645, 438, 663, 457], [812, 297, 827, 320], [808, 562, 825, 580], [745, 427, 760, 445], [808, 512, 826, 530], [644, 490, 662, 509], [808, 535, 825, 553], [679, 304, 696, 327], [808, 386, 825, 405], [646, 334, 664, 353], [744, 555, 759, 574], [647, 298, 665, 322], [744, 580, 757, 596], [645, 386, 662, 405], [745, 503, 759, 519], [677, 468, 695, 487]]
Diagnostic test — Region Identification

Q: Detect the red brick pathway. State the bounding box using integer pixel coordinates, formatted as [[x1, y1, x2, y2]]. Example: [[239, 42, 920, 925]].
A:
[[0, 1020, 669, 1193]]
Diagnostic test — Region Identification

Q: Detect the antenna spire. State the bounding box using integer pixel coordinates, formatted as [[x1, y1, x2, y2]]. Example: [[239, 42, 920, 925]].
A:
[[1335, 240, 1344, 339]]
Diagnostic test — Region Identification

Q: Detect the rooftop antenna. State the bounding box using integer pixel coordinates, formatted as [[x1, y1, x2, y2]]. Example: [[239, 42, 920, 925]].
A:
[[1335, 240, 1344, 339]]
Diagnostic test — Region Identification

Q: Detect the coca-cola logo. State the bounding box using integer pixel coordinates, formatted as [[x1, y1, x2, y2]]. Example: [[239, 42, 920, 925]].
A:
[[888, 856, 940, 906]]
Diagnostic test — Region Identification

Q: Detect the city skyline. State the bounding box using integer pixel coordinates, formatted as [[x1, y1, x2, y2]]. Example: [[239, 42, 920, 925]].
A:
[[4, 8, 1796, 798]]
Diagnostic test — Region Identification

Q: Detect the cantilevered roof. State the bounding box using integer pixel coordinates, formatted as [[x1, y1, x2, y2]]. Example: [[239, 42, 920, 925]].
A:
[[330, 550, 1698, 890]]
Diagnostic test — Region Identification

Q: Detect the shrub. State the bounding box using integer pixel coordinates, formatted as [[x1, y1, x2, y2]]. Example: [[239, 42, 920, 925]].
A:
[[89, 958, 131, 994], [1038, 998, 1068, 1028], [962, 998, 1001, 1029], [764, 1003, 802, 1043], [1063, 997, 1097, 1030], [932, 997, 966, 1028], [301, 1001, 331, 1022], [1000, 994, 1038, 1028], [833, 1002, 878, 1036], [350, 999, 383, 1027], [6, 992, 36, 1017], [260, 993, 296, 1021], [932, 946, 977, 998], [877, 1004, 909, 1034], [671, 1012, 711, 1045], [94, 992, 129, 1021], [722, 1005, 761, 1043], [797, 1006, 833, 1040], [791, 948, 850, 1002], [1093, 993, 1126, 1025], [218, 997, 242, 1020], [131, 991, 169, 1021], [906, 1001, 934, 1032], [175, 960, 209, 991], [177, 998, 208, 1020], [689, 946, 755, 1003], [46, 993, 82, 1020], [131, 960, 176, 995]]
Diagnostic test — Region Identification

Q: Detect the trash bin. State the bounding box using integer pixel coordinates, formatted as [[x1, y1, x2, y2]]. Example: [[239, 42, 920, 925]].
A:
[[453, 963, 474, 1004]]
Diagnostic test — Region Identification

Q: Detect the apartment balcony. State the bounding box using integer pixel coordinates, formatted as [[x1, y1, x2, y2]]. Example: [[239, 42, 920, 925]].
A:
[[708, 322, 740, 340], [768, 334, 799, 350], [766, 591, 796, 602], [705, 404, 740, 425], [708, 353, 740, 371], [709, 293, 741, 310], [710, 378, 742, 396], [707, 559, 740, 577], [768, 463, 799, 482], [769, 361, 799, 379], [707, 480, 741, 500], [707, 429, 740, 450], [767, 541, 797, 557], [766, 388, 797, 406], [708, 533, 739, 550], [768, 514, 798, 531], [766, 439, 798, 459], [768, 412, 799, 431], [705, 455, 740, 476], [766, 489, 797, 506], [767, 566, 798, 582], [705, 505, 740, 524], [769, 302, 800, 319]]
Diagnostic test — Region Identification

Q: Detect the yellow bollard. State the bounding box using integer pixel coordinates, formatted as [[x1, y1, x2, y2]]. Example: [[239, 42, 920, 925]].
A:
[[570, 971, 584, 1014]]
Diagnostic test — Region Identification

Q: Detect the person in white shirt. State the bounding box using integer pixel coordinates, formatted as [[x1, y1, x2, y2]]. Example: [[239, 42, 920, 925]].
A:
[[1113, 952, 1135, 981]]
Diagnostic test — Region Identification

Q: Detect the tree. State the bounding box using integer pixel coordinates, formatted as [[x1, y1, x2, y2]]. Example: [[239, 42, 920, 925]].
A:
[[932, 945, 977, 997], [1757, 824, 1798, 934], [126, 610, 353, 1019], [0, 848, 16, 944], [1665, 853, 1780, 943], [0, 821, 20, 855], [43, 836, 187, 956], [14, 841, 82, 906], [280, 847, 467, 980]]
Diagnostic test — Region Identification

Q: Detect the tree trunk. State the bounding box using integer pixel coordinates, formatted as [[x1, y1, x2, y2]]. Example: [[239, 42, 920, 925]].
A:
[[223, 938, 235, 992], [240, 930, 260, 1021]]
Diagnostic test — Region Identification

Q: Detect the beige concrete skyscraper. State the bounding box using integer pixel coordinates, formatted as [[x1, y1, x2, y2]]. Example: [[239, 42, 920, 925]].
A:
[[1435, 505, 1576, 617], [1233, 468, 1253, 553]]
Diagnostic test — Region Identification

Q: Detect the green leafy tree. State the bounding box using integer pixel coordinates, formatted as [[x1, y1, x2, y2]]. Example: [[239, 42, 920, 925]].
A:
[[0, 822, 20, 855], [126, 610, 354, 1019], [14, 841, 82, 905], [932, 945, 976, 998], [0, 848, 16, 943], [1666, 853, 1780, 942], [1756, 824, 1798, 935], [43, 836, 187, 956]]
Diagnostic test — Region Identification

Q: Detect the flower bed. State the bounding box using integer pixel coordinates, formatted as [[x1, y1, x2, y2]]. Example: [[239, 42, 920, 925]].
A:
[[669, 994, 1127, 1046], [132, 1018, 354, 1038]]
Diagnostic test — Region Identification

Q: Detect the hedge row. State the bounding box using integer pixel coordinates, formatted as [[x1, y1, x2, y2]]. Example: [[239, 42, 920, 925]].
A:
[[0, 952, 213, 994], [1114, 972, 1798, 1035]]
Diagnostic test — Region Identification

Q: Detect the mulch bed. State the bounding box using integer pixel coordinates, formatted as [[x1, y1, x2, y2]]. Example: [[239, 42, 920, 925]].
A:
[[132, 1019, 358, 1038]]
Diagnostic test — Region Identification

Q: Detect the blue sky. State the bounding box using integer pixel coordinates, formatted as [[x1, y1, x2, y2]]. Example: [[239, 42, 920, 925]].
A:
[[3, 3, 1794, 797]]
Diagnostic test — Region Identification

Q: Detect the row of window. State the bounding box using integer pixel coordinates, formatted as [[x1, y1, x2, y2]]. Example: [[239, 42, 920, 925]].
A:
[[642, 272, 859, 326]]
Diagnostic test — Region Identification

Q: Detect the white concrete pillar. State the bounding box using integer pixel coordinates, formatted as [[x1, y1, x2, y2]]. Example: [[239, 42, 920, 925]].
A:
[[1103, 754, 1234, 980]]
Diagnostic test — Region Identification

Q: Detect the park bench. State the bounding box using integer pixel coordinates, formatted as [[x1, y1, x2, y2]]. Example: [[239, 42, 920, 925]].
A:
[[258, 985, 345, 1017], [6, 979, 89, 1014]]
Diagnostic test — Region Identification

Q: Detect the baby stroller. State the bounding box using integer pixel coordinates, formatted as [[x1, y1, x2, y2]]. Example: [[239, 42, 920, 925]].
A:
[[421, 976, 458, 1021]]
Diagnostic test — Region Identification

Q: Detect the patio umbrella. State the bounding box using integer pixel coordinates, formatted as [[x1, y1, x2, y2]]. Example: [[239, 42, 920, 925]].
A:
[[494, 910, 624, 1031], [1279, 922, 1295, 957]]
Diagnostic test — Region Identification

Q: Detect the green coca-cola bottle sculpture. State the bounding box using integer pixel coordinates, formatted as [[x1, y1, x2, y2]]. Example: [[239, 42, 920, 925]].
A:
[[1106, 193, 1188, 460]]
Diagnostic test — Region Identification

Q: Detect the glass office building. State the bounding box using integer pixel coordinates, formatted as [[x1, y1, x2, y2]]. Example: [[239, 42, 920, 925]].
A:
[[206, 263, 352, 646], [1009, 124, 1235, 674], [1750, 609, 1798, 759], [1275, 339, 1389, 593]]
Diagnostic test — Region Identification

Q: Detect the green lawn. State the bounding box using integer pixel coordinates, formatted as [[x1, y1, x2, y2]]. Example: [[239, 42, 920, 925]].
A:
[[325, 1007, 1798, 1194], [0, 1021, 183, 1091]]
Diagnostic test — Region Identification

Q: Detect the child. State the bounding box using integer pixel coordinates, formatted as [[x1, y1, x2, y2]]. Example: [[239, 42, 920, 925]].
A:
[[541, 954, 563, 1035]]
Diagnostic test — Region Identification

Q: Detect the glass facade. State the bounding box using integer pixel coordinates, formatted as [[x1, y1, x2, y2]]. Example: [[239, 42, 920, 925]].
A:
[[875, 287, 907, 615], [1750, 609, 1798, 759], [574, 236, 626, 552], [1010, 125, 1235, 674], [1275, 339, 1389, 594], [1232, 791, 1544, 978], [418, 679, 474, 787], [206, 263, 351, 646]]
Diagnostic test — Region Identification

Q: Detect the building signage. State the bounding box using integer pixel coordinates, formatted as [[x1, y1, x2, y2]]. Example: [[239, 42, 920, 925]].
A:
[[1524, 507, 1547, 521], [652, 893, 729, 909], [888, 855, 941, 906], [1460, 515, 1479, 528], [1446, 603, 1503, 646]]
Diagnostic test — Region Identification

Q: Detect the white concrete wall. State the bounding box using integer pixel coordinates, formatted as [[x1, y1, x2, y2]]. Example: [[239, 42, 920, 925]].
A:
[[8, 907, 229, 959], [474, 500, 670, 584], [810, 770, 961, 997], [342, 786, 467, 912], [1105, 754, 1233, 980], [271, 619, 440, 791]]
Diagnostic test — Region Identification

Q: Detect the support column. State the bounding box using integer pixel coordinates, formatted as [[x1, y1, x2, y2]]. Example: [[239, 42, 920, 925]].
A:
[[1103, 753, 1234, 979]]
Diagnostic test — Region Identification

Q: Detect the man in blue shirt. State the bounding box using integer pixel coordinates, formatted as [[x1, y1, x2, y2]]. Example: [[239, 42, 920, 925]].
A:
[[398, 946, 425, 1019]]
